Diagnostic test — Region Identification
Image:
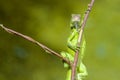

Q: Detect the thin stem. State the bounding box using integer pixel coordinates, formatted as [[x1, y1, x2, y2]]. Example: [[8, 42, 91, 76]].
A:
[[0, 24, 71, 66], [71, 0, 95, 80]]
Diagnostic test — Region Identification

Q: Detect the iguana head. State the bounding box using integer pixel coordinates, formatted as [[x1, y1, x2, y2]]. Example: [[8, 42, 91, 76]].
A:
[[71, 14, 81, 31]]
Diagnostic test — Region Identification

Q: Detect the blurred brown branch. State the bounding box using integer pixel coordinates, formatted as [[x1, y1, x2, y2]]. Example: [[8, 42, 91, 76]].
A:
[[71, 0, 95, 80], [0, 24, 71, 65]]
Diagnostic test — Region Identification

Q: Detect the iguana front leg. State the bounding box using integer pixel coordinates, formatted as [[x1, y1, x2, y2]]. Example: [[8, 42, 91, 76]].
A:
[[67, 29, 78, 53]]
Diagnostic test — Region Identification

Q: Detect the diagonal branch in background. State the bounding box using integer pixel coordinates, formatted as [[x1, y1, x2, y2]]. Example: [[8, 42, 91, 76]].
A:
[[71, 0, 95, 80], [0, 24, 71, 65]]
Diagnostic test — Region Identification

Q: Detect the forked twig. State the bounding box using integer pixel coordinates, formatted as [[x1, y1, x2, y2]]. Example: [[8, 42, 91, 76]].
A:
[[0, 24, 71, 65], [71, 0, 95, 80]]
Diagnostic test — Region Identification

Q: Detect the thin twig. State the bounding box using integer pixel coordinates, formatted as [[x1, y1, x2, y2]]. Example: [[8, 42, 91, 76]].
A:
[[0, 24, 71, 65], [71, 0, 95, 80]]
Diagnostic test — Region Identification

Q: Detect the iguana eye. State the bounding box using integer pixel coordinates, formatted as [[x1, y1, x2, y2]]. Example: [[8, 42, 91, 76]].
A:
[[71, 26, 74, 29]]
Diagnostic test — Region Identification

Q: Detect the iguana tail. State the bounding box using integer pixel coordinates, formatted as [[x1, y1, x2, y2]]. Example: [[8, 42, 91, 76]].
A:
[[66, 69, 71, 80]]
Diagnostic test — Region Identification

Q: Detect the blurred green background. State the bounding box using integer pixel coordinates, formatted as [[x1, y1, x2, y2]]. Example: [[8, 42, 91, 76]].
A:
[[0, 0, 120, 80]]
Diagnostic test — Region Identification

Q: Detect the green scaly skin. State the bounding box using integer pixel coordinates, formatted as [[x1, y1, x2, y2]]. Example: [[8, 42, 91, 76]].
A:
[[61, 14, 88, 80]]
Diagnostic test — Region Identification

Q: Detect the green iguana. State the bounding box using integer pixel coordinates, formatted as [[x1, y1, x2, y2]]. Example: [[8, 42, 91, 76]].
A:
[[61, 14, 87, 80]]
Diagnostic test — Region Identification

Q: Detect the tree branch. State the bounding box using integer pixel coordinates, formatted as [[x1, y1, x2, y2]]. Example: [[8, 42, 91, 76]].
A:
[[0, 24, 71, 66], [71, 0, 95, 80]]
